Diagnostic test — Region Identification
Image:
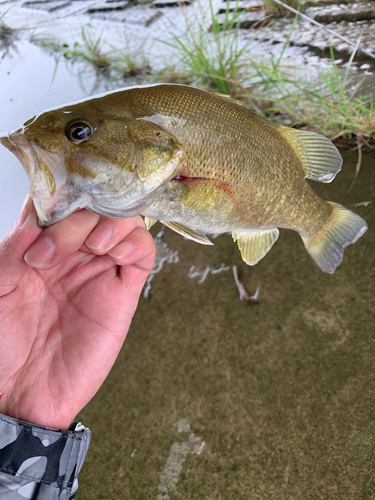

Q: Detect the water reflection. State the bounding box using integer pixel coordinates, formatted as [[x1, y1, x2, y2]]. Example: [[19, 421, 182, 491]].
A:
[[187, 262, 230, 284], [0, 17, 19, 58], [143, 227, 179, 299], [0, 40, 88, 238]]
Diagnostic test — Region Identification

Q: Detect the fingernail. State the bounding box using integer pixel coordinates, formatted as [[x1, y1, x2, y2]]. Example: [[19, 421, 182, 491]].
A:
[[24, 236, 55, 268], [85, 222, 113, 250], [18, 196, 31, 225], [108, 241, 134, 260]]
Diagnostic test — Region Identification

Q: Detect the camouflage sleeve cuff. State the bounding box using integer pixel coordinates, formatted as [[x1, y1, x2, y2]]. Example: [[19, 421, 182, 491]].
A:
[[0, 413, 91, 500]]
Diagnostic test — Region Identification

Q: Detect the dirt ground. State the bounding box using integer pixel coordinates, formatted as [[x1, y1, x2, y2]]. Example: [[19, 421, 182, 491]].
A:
[[76, 149, 375, 499]]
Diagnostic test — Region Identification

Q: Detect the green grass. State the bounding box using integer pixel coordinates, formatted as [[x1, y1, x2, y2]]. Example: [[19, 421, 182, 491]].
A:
[[28, 0, 375, 146], [157, 0, 299, 99], [32, 27, 151, 89], [159, 0, 375, 146], [250, 44, 375, 146], [157, 0, 261, 97], [262, 0, 316, 16]]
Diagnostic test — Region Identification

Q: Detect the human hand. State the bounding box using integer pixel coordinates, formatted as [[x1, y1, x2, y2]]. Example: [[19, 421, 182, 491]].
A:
[[0, 197, 156, 430]]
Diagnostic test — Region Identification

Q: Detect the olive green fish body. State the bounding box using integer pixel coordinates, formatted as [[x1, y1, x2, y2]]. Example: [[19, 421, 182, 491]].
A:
[[116, 86, 333, 235], [0, 84, 367, 273]]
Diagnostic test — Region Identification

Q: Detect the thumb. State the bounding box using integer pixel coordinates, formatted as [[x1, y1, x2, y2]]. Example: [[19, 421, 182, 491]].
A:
[[0, 196, 43, 296]]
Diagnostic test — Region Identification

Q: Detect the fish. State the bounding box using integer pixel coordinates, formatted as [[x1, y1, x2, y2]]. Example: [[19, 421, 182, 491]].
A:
[[0, 84, 368, 273]]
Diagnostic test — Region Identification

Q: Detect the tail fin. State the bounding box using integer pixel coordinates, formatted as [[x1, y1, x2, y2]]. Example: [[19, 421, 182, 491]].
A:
[[301, 202, 368, 273]]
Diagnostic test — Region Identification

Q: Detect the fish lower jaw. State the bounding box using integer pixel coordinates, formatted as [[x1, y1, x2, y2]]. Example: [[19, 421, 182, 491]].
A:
[[87, 199, 153, 219], [34, 192, 93, 226]]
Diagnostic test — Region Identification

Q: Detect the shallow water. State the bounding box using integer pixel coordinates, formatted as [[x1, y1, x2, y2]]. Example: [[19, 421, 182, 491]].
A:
[[1, 36, 374, 500], [76, 152, 374, 499]]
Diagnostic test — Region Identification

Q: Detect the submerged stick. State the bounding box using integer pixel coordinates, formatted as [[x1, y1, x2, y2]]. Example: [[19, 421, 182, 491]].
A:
[[233, 266, 259, 304], [340, 135, 362, 203], [269, 0, 375, 61]]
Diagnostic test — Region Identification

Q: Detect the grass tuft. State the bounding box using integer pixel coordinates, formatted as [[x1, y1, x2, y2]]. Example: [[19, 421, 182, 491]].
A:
[[0, 11, 18, 58], [160, 0, 375, 146], [32, 27, 151, 90], [157, 0, 260, 97], [251, 44, 375, 146], [262, 0, 316, 16]]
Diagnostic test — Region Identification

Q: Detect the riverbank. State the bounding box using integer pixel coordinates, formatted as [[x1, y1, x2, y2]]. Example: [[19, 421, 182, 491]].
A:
[[1, 0, 374, 153]]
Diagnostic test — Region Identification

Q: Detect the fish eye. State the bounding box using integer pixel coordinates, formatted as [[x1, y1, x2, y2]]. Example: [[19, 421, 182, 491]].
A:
[[66, 121, 93, 144]]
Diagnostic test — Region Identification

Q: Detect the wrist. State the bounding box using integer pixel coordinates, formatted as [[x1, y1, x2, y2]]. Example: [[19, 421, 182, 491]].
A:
[[0, 394, 73, 431]]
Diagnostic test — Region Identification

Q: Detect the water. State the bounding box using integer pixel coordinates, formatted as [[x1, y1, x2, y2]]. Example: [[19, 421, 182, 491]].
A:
[[0, 40, 88, 237], [78, 156, 374, 498]]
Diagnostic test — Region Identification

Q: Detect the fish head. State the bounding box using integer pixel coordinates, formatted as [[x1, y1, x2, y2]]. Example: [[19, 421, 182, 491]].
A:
[[0, 95, 185, 226]]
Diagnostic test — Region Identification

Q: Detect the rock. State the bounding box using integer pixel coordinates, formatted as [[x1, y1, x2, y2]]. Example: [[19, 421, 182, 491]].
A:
[[308, 3, 375, 24], [216, 8, 266, 29], [23, 0, 71, 10], [86, 0, 130, 13], [217, 0, 262, 14]]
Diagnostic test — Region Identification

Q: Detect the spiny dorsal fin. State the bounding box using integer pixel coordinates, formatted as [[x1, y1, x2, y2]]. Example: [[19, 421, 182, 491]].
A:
[[161, 220, 213, 246], [209, 91, 245, 106], [144, 217, 158, 230], [278, 127, 342, 183], [232, 228, 279, 266]]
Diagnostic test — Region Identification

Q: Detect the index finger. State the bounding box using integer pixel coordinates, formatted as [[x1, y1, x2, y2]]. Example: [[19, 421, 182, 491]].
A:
[[24, 209, 101, 269], [24, 211, 148, 270], [0, 196, 42, 296]]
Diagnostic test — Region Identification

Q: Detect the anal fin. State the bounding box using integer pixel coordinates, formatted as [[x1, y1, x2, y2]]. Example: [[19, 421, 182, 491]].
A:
[[233, 228, 279, 266], [161, 221, 213, 245]]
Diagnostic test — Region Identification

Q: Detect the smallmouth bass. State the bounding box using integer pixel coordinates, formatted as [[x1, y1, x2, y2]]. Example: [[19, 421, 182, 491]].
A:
[[0, 84, 367, 273]]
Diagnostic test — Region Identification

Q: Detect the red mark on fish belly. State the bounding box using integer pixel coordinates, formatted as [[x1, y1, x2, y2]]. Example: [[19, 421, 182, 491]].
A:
[[172, 175, 207, 185], [0, 393, 3, 401]]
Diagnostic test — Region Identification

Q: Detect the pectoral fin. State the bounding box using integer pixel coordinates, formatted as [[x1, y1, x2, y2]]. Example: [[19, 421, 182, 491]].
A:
[[233, 228, 279, 265], [144, 217, 158, 230], [161, 221, 213, 245]]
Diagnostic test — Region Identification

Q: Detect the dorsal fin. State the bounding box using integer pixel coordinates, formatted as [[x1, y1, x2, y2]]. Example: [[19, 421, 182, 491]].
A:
[[232, 228, 279, 265], [161, 220, 213, 245], [278, 127, 342, 183]]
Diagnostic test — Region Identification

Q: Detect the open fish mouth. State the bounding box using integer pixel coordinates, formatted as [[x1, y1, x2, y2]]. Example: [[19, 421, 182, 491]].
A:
[[0, 130, 90, 226]]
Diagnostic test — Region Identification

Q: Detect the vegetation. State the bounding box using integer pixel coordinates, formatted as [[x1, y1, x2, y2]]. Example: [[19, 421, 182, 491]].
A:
[[27, 0, 375, 148], [159, 0, 374, 148], [262, 0, 316, 16], [157, 0, 256, 97], [273, 46, 375, 145], [0, 12, 18, 58], [33, 27, 151, 89]]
